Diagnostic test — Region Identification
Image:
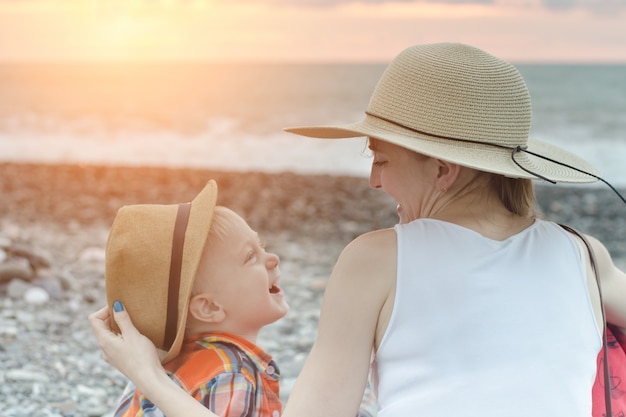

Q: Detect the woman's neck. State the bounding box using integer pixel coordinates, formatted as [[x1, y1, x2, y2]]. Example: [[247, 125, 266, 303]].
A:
[[432, 175, 534, 241]]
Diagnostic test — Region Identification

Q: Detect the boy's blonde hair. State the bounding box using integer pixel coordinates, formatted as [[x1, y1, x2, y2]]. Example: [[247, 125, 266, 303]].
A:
[[205, 206, 233, 243], [191, 206, 237, 295]]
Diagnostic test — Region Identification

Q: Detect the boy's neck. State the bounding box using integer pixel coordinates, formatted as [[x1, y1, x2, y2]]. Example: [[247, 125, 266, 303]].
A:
[[185, 322, 260, 344]]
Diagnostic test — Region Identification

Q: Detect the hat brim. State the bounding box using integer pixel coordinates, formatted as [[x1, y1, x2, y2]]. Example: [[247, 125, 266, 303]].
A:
[[285, 114, 600, 184]]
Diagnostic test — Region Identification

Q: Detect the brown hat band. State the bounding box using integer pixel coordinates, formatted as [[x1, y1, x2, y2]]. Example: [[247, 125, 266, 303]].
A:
[[164, 202, 192, 350], [365, 111, 523, 150], [364, 110, 607, 186]]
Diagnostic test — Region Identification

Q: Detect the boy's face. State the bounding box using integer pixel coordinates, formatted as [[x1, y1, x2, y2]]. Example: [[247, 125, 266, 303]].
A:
[[193, 209, 289, 337]]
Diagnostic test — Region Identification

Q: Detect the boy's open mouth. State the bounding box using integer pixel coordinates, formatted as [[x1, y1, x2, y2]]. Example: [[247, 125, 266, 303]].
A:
[[269, 284, 280, 294]]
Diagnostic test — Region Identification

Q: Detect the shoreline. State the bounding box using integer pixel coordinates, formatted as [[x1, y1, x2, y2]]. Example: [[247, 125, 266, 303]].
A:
[[1, 161, 624, 257]]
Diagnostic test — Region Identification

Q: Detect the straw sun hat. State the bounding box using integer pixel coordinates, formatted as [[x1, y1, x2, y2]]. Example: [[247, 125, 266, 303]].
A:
[[106, 180, 217, 364], [286, 42, 600, 183]]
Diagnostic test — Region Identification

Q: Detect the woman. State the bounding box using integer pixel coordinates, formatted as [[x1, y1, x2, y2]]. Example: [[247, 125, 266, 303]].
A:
[[90, 42, 626, 417]]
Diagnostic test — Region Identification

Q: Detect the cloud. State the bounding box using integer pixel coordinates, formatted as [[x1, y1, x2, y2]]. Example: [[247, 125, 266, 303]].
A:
[[223, 0, 624, 14], [259, 0, 493, 5], [0, 0, 622, 14], [542, 0, 576, 9], [542, 0, 626, 14]]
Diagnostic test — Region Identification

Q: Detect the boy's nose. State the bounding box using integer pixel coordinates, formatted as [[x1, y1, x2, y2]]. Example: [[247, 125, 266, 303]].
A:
[[266, 252, 279, 269]]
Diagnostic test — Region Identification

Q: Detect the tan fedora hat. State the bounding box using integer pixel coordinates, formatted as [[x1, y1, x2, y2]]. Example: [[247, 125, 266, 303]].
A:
[[105, 179, 217, 364], [286, 42, 600, 183]]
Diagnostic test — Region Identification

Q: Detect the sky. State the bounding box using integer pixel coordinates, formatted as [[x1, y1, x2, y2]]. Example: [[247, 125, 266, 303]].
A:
[[0, 0, 625, 63]]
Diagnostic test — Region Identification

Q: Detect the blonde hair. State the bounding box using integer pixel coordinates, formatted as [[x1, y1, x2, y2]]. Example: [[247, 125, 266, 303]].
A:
[[490, 175, 537, 218], [190, 206, 234, 294], [206, 206, 233, 243]]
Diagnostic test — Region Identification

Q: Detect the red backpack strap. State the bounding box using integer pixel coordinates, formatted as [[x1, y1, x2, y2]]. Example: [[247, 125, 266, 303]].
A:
[[560, 223, 612, 417]]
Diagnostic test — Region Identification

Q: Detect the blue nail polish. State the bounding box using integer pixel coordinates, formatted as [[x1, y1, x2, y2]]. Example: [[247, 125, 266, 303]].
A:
[[113, 301, 124, 312]]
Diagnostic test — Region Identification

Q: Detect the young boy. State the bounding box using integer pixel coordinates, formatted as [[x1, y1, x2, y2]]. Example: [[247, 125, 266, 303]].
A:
[[105, 179, 289, 417]]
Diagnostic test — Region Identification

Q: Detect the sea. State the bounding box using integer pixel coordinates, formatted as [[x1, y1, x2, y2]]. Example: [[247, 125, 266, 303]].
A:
[[0, 62, 624, 186]]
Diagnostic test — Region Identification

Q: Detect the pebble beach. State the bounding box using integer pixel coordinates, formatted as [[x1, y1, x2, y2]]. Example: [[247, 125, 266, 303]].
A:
[[0, 162, 625, 417]]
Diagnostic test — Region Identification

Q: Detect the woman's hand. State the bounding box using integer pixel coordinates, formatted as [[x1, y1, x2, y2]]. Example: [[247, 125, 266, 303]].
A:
[[88, 303, 219, 417], [88, 303, 163, 387]]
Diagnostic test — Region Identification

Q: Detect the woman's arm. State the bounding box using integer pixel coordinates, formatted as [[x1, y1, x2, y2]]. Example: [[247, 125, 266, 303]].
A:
[[587, 235, 626, 331], [90, 227, 396, 417], [88, 306, 219, 417], [282, 228, 396, 417]]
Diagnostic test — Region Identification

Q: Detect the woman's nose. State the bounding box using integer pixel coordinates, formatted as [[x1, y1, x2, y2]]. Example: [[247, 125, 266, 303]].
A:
[[369, 166, 382, 189]]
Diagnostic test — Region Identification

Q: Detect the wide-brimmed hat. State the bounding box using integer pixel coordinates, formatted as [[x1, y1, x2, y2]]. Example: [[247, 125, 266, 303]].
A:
[[105, 180, 217, 364], [286, 42, 599, 183]]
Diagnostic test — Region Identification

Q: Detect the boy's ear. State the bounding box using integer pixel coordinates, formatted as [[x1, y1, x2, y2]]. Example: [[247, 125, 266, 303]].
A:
[[188, 294, 225, 324]]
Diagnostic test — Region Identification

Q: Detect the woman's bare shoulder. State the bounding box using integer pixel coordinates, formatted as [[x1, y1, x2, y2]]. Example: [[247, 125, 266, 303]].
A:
[[330, 227, 397, 285], [343, 227, 397, 253]]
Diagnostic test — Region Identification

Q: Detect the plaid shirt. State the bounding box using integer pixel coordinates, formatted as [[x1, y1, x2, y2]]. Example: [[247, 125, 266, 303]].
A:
[[114, 332, 282, 417]]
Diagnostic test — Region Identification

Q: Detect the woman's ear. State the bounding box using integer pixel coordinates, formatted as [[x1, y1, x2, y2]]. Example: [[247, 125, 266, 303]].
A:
[[435, 159, 461, 192], [188, 294, 225, 324]]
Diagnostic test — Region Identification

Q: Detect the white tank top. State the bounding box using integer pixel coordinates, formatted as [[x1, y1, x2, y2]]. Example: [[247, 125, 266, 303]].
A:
[[371, 219, 601, 417]]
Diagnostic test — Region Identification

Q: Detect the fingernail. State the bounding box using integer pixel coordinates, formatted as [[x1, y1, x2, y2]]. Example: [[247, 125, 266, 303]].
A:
[[113, 301, 124, 312]]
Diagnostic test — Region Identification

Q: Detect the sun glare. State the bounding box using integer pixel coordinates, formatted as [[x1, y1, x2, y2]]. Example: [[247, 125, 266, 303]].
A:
[[83, 1, 263, 61], [76, 1, 208, 60]]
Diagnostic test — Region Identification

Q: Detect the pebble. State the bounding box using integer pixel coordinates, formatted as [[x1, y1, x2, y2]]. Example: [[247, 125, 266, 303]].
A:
[[7, 279, 32, 299], [79, 247, 106, 264], [0, 320, 18, 337], [0, 168, 623, 417], [0, 258, 34, 283], [0, 221, 338, 416], [6, 368, 50, 383], [32, 276, 65, 300], [23, 287, 50, 305]]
